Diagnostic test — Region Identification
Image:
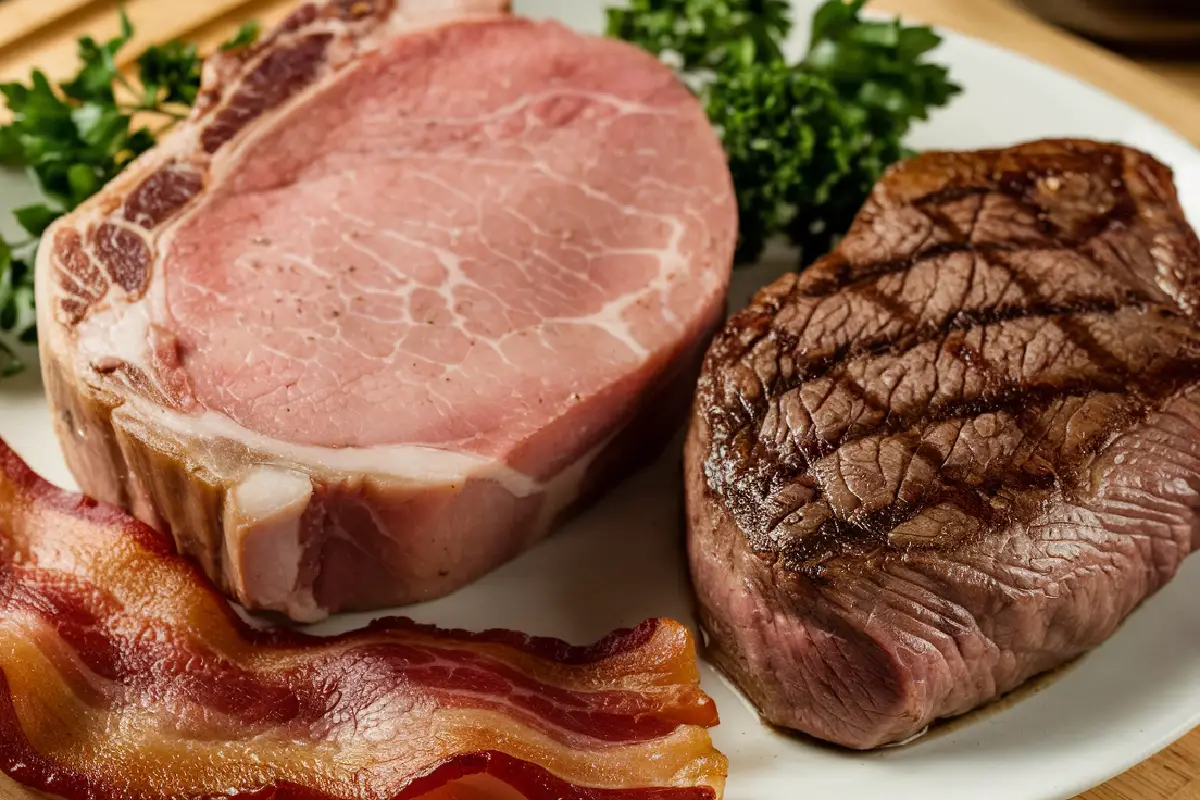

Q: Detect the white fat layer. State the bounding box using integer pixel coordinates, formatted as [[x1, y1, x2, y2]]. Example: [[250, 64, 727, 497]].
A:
[[233, 466, 314, 520], [534, 430, 616, 531], [113, 397, 542, 497], [65, 6, 542, 504], [224, 466, 323, 622], [383, 0, 510, 35], [76, 303, 152, 370], [542, 217, 689, 359], [63, 1, 660, 560]]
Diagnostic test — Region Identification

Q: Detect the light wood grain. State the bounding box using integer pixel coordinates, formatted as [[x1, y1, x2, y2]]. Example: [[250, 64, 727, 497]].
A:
[[872, 0, 1200, 146], [1, 1, 1199, 798], [1151, 62, 1200, 99], [0, 0, 281, 83], [0, 0, 96, 52]]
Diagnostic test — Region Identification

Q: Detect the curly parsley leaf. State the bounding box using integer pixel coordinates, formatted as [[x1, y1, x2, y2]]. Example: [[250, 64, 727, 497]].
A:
[[0, 239, 35, 377], [0, 13, 261, 377], [607, 0, 962, 264], [60, 12, 133, 105], [12, 204, 60, 238], [607, 0, 792, 74], [804, 0, 960, 143], [222, 22, 262, 52], [707, 63, 862, 263], [137, 40, 203, 108]]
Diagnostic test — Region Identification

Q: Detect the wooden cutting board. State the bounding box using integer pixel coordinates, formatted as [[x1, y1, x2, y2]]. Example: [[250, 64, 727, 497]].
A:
[[1, 1, 1199, 798]]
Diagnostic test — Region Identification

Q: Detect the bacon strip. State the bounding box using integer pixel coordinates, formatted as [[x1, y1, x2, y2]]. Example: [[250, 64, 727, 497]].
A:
[[0, 440, 725, 799]]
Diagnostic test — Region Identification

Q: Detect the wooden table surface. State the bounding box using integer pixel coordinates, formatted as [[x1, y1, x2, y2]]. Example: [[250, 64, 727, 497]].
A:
[[1, 1, 1199, 798]]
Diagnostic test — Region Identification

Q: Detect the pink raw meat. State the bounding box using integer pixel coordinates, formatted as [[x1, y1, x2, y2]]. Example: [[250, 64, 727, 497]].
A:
[[36, 0, 737, 620]]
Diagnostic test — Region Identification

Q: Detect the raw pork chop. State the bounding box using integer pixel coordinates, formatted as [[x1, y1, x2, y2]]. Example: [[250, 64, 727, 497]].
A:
[[36, 0, 737, 620], [685, 139, 1200, 749]]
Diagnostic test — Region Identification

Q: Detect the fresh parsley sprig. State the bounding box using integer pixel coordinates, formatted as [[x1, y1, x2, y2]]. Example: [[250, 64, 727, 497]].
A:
[[1, 1, 951, 378], [0, 15, 259, 377], [607, 0, 962, 264], [0, 239, 35, 378], [607, 0, 792, 75]]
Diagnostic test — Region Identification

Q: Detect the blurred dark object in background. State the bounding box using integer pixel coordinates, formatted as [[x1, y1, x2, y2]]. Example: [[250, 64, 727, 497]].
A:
[[1018, 0, 1200, 56]]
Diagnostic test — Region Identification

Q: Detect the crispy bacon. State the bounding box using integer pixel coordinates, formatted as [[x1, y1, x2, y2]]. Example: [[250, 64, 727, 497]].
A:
[[0, 440, 726, 799]]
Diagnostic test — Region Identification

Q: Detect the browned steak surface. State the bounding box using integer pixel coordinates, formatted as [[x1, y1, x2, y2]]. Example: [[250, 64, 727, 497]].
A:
[[685, 138, 1200, 749]]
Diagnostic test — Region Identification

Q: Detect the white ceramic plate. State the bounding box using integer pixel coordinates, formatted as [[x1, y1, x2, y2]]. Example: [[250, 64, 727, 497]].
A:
[[3, 3, 1200, 798]]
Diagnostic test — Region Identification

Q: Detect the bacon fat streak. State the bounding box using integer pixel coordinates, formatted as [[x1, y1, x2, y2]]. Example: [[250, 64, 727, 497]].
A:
[[0, 440, 726, 798]]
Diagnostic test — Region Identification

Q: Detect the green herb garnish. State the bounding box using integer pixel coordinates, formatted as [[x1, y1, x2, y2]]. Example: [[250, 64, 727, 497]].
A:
[[0, 1, 958, 379], [607, 0, 962, 264], [0, 15, 259, 377]]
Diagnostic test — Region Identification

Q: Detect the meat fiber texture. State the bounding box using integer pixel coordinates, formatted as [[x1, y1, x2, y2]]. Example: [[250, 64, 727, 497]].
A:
[[0, 436, 726, 799], [35, 0, 738, 621], [686, 138, 1200, 749]]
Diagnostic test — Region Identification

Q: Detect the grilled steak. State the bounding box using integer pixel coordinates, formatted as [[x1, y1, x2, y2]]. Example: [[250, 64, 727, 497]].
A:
[[36, 0, 737, 621], [685, 138, 1200, 749]]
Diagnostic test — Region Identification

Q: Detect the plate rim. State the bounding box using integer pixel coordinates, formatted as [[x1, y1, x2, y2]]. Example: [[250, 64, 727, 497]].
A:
[[3, 4, 1200, 798]]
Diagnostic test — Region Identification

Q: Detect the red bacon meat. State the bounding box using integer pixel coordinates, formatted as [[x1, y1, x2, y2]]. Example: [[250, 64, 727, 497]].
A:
[[0, 438, 726, 798]]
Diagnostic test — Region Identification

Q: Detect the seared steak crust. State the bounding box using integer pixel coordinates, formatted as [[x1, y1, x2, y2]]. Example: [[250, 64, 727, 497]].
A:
[[686, 139, 1200, 749]]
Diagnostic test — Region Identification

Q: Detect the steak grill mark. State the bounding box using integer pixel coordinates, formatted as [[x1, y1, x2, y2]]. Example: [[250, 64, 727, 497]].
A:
[[702, 141, 1200, 570], [687, 137, 1200, 750]]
